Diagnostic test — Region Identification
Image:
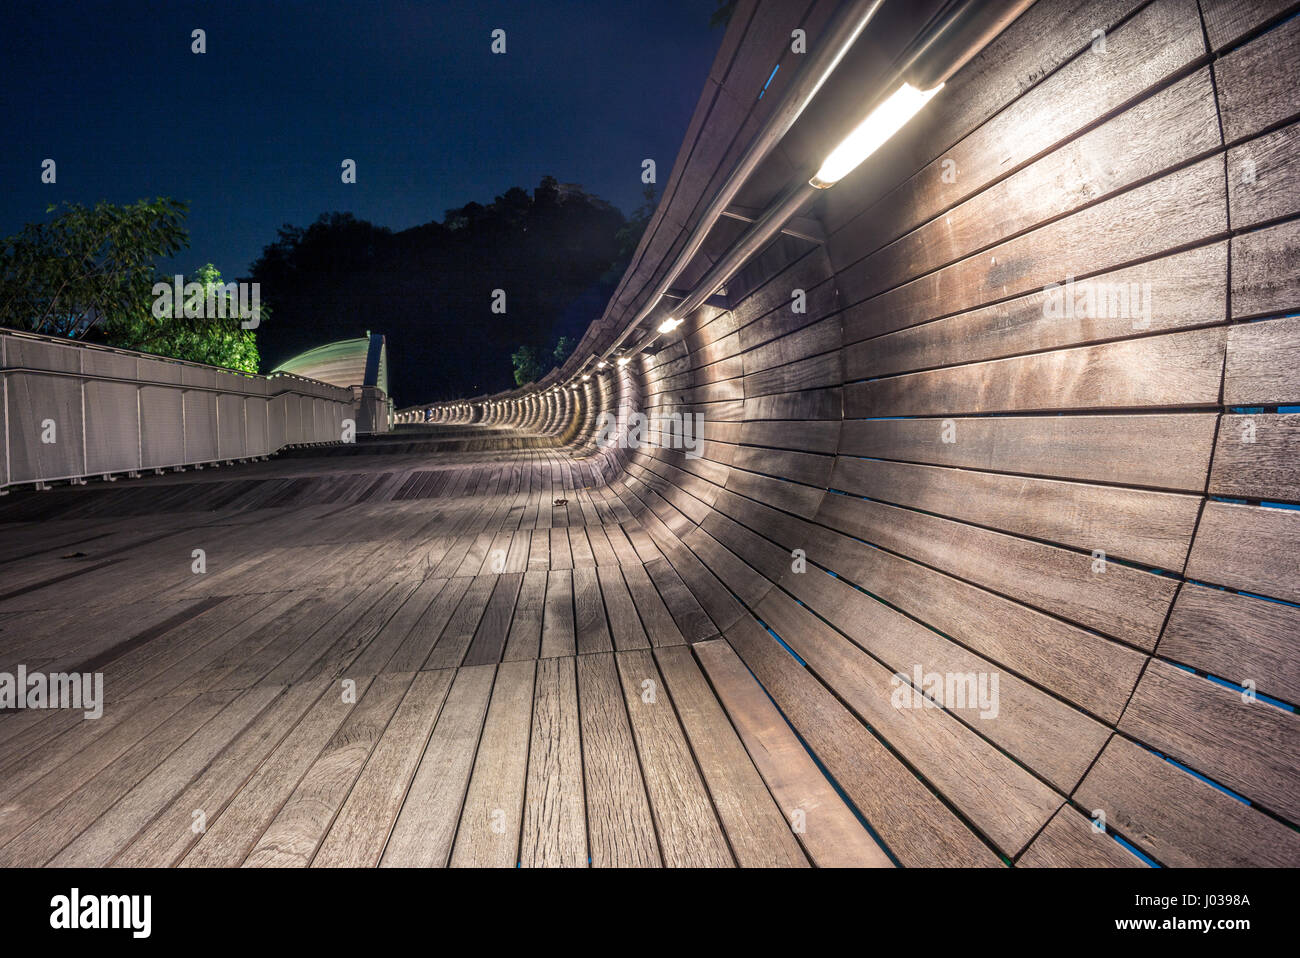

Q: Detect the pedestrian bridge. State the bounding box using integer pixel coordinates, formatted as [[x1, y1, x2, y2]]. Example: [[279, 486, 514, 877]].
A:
[[1, 0, 1297, 867]]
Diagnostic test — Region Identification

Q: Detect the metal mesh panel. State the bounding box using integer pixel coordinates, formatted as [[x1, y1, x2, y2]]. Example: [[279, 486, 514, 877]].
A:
[[245, 397, 269, 456], [183, 390, 217, 462], [84, 381, 140, 474], [139, 385, 184, 468], [268, 395, 286, 451], [6, 373, 84, 483], [216, 393, 246, 459]]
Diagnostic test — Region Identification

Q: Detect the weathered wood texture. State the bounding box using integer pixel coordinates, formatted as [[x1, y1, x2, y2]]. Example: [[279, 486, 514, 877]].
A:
[[5, 0, 1298, 868]]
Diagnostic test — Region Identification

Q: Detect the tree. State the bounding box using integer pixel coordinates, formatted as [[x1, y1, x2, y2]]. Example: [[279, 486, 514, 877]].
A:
[[109, 264, 261, 373], [511, 344, 544, 386], [552, 336, 576, 364], [0, 198, 189, 339], [250, 177, 628, 400], [605, 184, 658, 283]]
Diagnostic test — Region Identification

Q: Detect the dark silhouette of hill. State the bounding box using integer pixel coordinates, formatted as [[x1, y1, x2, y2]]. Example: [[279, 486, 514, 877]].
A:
[[249, 177, 631, 403]]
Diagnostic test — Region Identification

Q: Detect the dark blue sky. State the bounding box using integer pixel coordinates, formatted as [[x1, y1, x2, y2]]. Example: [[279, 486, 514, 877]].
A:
[[0, 0, 722, 279]]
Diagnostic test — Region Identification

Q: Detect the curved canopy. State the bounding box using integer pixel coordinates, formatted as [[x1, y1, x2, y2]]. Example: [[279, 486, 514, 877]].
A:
[[272, 333, 388, 397]]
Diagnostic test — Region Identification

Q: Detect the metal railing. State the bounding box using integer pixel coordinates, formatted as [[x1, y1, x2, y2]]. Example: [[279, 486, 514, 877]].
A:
[[1, 327, 355, 490]]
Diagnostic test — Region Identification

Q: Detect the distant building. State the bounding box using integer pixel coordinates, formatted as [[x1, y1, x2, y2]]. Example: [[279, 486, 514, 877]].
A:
[[271, 332, 391, 433]]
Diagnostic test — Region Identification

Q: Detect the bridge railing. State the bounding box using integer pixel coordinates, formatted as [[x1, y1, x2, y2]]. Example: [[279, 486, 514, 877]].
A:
[[1, 327, 354, 490]]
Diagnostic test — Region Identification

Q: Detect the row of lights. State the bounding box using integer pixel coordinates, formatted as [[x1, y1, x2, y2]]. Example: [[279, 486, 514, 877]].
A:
[[425, 39, 951, 423]]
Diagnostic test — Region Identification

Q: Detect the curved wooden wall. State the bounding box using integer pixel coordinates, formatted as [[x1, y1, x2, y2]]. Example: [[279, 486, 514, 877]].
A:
[[410, 0, 1300, 867]]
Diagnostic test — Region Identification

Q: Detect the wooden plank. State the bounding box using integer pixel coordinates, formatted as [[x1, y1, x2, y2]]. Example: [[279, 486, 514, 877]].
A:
[[1210, 413, 1300, 502], [180, 677, 373, 866], [598, 566, 651, 651], [450, 660, 536, 867], [613, 649, 732, 866], [1201, 0, 1298, 50], [424, 575, 498, 670], [692, 638, 891, 867], [0, 694, 192, 847], [576, 652, 660, 866], [816, 492, 1176, 650], [242, 672, 412, 867], [47, 686, 283, 867], [1185, 501, 1300, 604], [519, 656, 586, 867], [1224, 316, 1300, 405], [572, 566, 614, 655], [1232, 219, 1300, 320], [1118, 659, 1300, 822], [384, 576, 473, 673], [620, 563, 687, 647], [830, 456, 1202, 570], [1017, 805, 1146, 868], [462, 572, 525, 667], [0, 690, 238, 866], [753, 589, 1062, 856], [312, 669, 455, 867], [380, 664, 496, 867], [840, 157, 1226, 347], [846, 243, 1227, 381], [114, 677, 336, 867], [1213, 12, 1300, 141], [1075, 734, 1300, 866], [1228, 122, 1300, 229], [722, 617, 999, 867], [501, 569, 547, 661], [845, 327, 1228, 418], [653, 645, 808, 866], [540, 570, 576, 658], [1161, 583, 1300, 703]]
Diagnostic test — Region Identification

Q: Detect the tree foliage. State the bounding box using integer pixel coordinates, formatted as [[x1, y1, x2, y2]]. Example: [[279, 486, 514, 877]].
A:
[[0, 198, 189, 339], [110, 264, 261, 373], [250, 177, 628, 401], [511, 334, 578, 386], [0, 201, 258, 372]]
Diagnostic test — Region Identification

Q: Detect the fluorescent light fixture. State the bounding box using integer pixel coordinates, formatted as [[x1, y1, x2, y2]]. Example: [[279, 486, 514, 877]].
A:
[[810, 82, 943, 189], [657, 317, 683, 334], [582, 374, 590, 381], [597, 360, 608, 369], [616, 356, 630, 366]]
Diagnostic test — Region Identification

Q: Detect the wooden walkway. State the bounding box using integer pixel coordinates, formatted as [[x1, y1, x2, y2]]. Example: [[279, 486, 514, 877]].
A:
[[4, 0, 1300, 871], [0, 440, 890, 868]]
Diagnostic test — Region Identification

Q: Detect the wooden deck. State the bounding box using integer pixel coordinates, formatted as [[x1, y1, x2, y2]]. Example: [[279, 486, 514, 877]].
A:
[[4, 0, 1299, 871], [0, 438, 890, 868]]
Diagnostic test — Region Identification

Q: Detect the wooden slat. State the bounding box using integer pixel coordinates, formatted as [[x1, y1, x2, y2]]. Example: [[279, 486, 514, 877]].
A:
[[692, 639, 890, 867], [1017, 806, 1145, 868], [1075, 734, 1300, 866], [1185, 501, 1300, 604], [613, 649, 733, 866], [243, 672, 412, 866], [380, 664, 496, 867], [723, 616, 1000, 867], [312, 669, 456, 867], [652, 645, 808, 866], [519, 656, 586, 867], [450, 660, 536, 867], [1118, 659, 1300, 822], [1161, 583, 1300, 703], [576, 652, 660, 867]]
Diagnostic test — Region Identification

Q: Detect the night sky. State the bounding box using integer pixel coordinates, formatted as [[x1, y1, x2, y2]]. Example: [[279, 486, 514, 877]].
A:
[[0, 0, 721, 284]]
